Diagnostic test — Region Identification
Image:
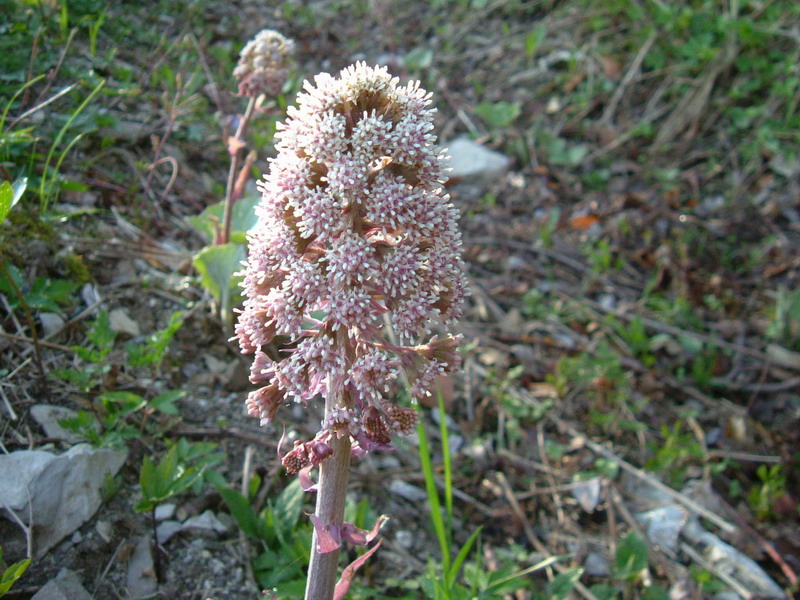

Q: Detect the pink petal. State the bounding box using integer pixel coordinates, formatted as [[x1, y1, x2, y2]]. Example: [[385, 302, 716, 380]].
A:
[[309, 514, 341, 554], [333, 540, 383, 600], [340, 514, 388, 546], [299, 465, 318, 492]]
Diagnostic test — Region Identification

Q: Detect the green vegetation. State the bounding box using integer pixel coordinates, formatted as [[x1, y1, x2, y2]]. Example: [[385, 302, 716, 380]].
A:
[[0, 0, 797, 597]]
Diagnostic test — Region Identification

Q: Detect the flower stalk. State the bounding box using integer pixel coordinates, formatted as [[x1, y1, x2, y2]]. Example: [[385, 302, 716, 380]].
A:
[[236, 62, 468, 599]]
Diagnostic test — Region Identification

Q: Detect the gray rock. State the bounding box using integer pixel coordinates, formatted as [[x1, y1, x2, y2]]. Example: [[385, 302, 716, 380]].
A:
[[154, 503, 176, 522], [572, 478, 602, 513], [443, 137, 511, 183], [95, 520, 113, 543], [127, 536, 158, 599], [182, 510, 228, 535], [683, 519, 784, 598], [0, 445, 127, 557], [31, 568, 92, 600], [108, 308, 141, 337], [29, 405, 96, 444], [155, 520, 182, 545], [38, 313, 65, 338], [388, 479, 428, 503], [584, 551, 610, 577], [635, 504, 688, 553]]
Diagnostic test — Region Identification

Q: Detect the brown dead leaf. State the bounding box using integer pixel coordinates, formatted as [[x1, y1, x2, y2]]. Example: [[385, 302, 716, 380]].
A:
[[570, 214, 600, 230], [600, 55, 622, 80]]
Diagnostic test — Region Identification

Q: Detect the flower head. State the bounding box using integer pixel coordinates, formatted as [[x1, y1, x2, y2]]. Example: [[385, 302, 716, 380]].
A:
[[234, 29, 294, 98], [238, 63, 468, 470]]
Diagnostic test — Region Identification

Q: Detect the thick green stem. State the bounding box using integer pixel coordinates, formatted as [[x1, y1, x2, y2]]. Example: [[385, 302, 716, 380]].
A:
[[305, 391, 351, 600]]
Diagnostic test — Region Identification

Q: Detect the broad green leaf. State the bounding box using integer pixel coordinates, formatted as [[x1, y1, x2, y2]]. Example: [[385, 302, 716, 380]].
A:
[[272, 479, 305, 529], [188, 191, 260, 243], [217, 486, 261, 540], [546, 567, 584, 600], [149, 390, 185, 415], [155, 446, 179, 495], [193, 243, 245, 312], [615, 531, 648, 581], [101, 391, 146, 417], [474, 101, 521, 129]]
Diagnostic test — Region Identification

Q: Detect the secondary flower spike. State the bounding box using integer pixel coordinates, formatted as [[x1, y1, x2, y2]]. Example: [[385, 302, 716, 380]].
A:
[[233, 29, 294, 98], [236, 62, 468, 472]]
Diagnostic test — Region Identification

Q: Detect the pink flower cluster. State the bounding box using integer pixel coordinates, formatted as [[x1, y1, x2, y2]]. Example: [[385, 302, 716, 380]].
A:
[[233, 29, 294, 98], [236, 63, 468, 473]]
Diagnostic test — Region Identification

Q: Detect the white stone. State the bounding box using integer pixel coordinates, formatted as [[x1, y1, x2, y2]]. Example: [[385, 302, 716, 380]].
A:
[[108, 308, 140, 337], [31, 568, 92, 600], [388, 479, 428, 503], [443, 137, 511, 183], [127, 536, 157, 599], [29, 405, 96, 444], [38, 313, 65, 338], [156, 520, 182, 544], [182, 510, 228, 535], [154, 503, 176, 522], [0, 445, 127, 557]]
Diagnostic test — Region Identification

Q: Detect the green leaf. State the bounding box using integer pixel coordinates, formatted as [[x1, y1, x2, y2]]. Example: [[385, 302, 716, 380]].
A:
[[525, 24, 547, 59], [193, 243, 245, 312], [127, 310, 185, 366], [188, 191, 260, 243], [546, 567, 584, 600], [155, 446, 179, 495], [447, 527, 481, 587], [0, 181, 12, 225], [138, 455, 157, 511], [474, 101, 521, 129], [87, 310, 116, 351], [217, 486, 261, 540], [0, 555, 31, 596], [405, 47, 434, 71], [271, 479, 304, 541], [615, 531, 649, 582], [149, 390, 185, 415]]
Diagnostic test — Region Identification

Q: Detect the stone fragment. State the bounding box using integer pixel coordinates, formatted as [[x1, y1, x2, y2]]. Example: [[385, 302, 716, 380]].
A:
[[154, 503, 176, 522], [0, 445, 127, 557], [155, 520, 182, 545], [388, 479, 428, 503], [127, 536, 157, 599], [108, 308, 141, 337], [38, 313, 65, 338], [572, 478, 602, 513], [31, 568, 92, 600], [584, 551, 610, 577], [635, 505, 689, 553], [181, 510, 228, 535], [29, 405, 96, 444], [443, 137, 511, 183]]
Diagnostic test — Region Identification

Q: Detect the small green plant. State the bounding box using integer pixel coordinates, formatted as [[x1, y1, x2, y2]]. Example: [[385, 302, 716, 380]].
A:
[[0, 547, 30, 599], [136, 440, 224, 513], [645, 422, 704, 488], [415, 394, 534, 599], [0, 262, 79, 313], [747, 464, 786, 521], [766, 287, 800, 350], [585, 531, 669, 600], [217, 477, 311, 595], [55, 309, 187, 446]]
